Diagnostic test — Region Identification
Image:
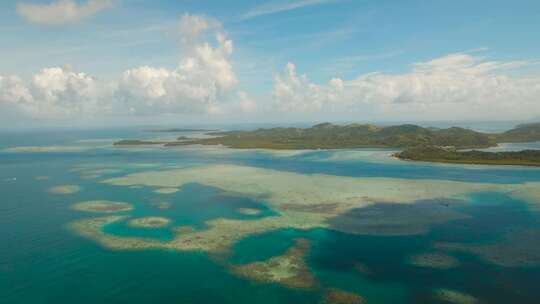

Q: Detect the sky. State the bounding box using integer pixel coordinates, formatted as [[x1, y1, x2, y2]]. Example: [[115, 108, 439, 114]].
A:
[[0, 0, 540, 128]]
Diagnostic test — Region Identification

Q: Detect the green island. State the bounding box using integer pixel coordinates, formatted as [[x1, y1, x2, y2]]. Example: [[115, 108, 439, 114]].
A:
[[395, 146, 540, 166], [144, 128, 218, 133], [114, 122, 540, 166]]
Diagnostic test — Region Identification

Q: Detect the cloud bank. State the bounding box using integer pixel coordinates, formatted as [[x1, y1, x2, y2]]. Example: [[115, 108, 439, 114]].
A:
[[0, 14, 240, 121], [1, 9, 539, 124], [17, 0, 114, 25], [273, 53, 540, 120]]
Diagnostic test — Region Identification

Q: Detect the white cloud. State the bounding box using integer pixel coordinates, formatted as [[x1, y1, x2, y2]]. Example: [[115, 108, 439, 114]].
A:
[[242, 0, 335, 20], [273, 62, 343, 112], [116, 14, 237, 115], [237, 91, 257, 113], [1, 13, 239, 121], [17, 0, 114, 25], [273, 53, 540, 120], [0, 66, 111, 119]]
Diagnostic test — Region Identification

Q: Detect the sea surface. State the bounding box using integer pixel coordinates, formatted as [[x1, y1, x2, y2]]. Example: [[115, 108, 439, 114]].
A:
[[1, 127, 540, 304]]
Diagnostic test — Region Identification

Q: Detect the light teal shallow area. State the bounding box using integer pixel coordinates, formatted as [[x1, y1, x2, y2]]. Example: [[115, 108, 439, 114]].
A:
[[1, 128, 540, 304]]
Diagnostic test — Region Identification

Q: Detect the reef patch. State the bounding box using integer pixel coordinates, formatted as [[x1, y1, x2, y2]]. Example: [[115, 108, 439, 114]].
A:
[[151, 201, 171, 209], [435, 229, 540, 267], [407, 252, 460, 269], [48, 185, 81, 194], [432, 288, 478, 304], [230, 238, 316, 289], [327, 199, 469, 236], [154, 188, 179, 194], [71, 200, 133, 213], [323, 288, 365, 304], [128, 217, 171, 228], [237, 208, 262, 216]]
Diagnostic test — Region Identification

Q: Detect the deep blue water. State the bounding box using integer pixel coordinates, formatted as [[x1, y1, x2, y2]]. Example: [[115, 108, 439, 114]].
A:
[[1, 128, 540, 304]]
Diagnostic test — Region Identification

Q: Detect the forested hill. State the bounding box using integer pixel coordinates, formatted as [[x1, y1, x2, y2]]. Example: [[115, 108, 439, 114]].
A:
[[115, 122, 540, 150]]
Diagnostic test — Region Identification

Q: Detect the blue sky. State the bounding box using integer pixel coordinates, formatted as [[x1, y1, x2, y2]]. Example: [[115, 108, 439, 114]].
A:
[[1, 0, 539, 127]]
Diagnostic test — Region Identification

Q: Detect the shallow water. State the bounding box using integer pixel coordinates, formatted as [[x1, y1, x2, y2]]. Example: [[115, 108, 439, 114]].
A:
[[1, 129, 540, 304]]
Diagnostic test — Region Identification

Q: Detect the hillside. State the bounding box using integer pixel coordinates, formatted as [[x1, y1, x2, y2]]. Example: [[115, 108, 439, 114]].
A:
[[115, 122, 540, 151], [395, 145, 540, 166], [163, 123, 497, 149], [496, 122, 540, 143]]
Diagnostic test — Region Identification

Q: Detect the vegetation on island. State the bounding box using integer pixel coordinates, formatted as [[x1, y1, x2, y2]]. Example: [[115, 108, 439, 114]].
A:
[[162, 122, 499, 149], [114, 122, 540, 165], [396, 145, 540, 166], [113, 139, 165, 146], [145, 128, 217, 133], [494, 122, 540, 143]]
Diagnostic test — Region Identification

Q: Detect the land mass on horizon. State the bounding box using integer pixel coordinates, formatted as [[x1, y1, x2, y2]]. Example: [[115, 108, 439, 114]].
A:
[[114, 122, 540, 166]]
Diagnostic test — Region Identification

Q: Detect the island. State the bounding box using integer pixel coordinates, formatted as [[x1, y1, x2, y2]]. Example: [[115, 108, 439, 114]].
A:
[[114, 122, 540, 166], [144, 128, 218, 133], [395, 146, 540, 166]]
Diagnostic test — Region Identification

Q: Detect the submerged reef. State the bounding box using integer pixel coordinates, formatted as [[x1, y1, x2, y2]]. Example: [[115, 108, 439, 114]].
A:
[[48, 185, 81, 194], [128, 217, 171, 228], [323, 288, 365, 304], [230, 238, 316, 289], [436, 229, 540, 267], [326, 199, 469, 235], [151, 201, 171, 209], [407, 252, 460, 269], [3, 145, 85, 153], [34, 176, 51, 180], [433, 288, 478, 304], [66, 163, 540, 281], [353, 262, 373, 276], [71, 200, 133, 213], [69, 211, 325, 253], [102, 164, 540, 213]]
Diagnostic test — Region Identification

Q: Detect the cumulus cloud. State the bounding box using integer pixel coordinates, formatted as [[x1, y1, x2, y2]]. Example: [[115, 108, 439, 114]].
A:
[[116, 14, 237, 115], [237, 91, 257, 113], [273, 53, 540, 120], [273, 62, 343, 111], [17, 0, 114, 25], [0, 66, 110, 119], [0, 14, 239, 121]]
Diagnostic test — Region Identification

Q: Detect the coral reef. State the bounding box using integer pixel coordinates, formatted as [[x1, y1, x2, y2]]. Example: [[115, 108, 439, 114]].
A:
[[151, 202, 171, 209], [230, 238, 316, 289], [128, 217, 171, 228], [154, 188, 179, 194], [435, 229, 540, 267], [48, 185, 81, 194], [71, 200, 133, 213], [407, 252, 460, 269], [237, 208, 262, 215], [323, 288, 365, 304], [433, 288, 478, 304]]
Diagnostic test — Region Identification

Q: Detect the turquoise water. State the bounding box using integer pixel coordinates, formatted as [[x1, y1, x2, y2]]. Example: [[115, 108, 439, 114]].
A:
[[1, 129, 540, 303]]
